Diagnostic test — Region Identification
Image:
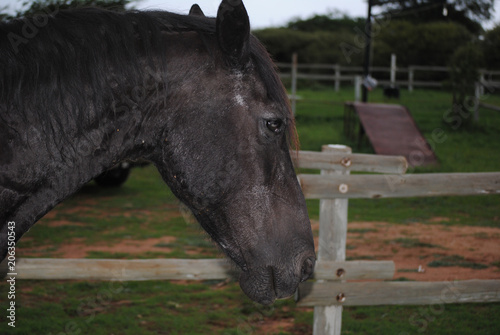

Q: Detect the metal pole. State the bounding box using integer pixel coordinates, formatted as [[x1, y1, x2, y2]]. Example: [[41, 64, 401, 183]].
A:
[[362, 0, 373, 103]]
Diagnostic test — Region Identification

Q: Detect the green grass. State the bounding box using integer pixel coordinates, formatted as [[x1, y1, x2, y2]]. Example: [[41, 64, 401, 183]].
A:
[[294, 86, 500, 173], [2, 279, 498, 334], [391, 238, 442, 249], [1, 87, 499, 334], [294, 86, 500, 225], [342, 303, 500, 334], [428, 254, 490, 269], [0, 279, 304, 334]]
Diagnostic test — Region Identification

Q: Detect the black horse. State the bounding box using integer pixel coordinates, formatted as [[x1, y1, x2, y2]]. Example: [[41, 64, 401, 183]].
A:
[[0, 0, 315, 305]]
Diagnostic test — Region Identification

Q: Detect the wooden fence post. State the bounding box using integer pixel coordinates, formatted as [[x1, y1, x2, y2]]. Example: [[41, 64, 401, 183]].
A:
[[354, 76, 362, 102], [334, 64, 341, 92], [313, 144, 351, 335], [474, 82, 481, 122], [408, 66, 414, 92], [390, 54, 396, 87]]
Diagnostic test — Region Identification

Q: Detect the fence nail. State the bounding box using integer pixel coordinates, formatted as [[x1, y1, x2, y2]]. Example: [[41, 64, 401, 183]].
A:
[[340, 157, 352, 167], [339, 183, 349, 194]]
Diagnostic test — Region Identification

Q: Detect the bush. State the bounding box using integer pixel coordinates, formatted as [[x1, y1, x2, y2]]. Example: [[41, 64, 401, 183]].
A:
[[255, 19, 474, 70], [254, 28, 364, 65], [373, 21, 473, 67]]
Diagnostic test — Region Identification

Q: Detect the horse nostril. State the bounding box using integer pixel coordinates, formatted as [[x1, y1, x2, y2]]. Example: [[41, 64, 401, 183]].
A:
[[300, 256, 315, 282]]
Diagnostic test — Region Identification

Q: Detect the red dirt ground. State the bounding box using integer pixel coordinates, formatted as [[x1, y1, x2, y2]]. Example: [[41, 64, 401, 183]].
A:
[[19, 218, 500, 281], [341, 220, 500, 281], [16, 217, 500, 334]]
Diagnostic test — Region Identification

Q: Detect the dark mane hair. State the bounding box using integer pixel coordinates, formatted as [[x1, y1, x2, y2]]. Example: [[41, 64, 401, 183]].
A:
[[0, 7, 294, 145]]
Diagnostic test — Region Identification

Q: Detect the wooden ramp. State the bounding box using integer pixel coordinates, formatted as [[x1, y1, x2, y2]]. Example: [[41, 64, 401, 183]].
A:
[[345, 102, 438, 166]]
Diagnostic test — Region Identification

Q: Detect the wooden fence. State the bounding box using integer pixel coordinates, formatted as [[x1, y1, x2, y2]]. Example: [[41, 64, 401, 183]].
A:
[[277, 60, 500, 93], [279, 58, 500, 114], [294, 145, 500, 335], [12, 145, 500, 335]]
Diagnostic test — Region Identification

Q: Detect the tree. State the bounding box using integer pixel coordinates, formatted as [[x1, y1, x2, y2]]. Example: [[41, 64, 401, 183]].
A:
[[254, 28, 365, 65], [482, 25, 500, 69], [373, 20, 473, 67], [2, 0, 135, 20], [286, 11, 365, 34], [254, 11, 476, 68], [373, 0, 495, 34], [262, 12, 366, 65], [448, 43, 484, 128]]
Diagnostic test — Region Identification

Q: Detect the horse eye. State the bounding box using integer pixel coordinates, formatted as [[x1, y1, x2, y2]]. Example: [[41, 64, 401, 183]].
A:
[[266, 119, 283, 134]]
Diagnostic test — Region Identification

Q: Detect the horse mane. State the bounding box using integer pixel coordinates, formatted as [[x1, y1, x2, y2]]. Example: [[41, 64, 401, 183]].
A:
[[0, 7, 296, 148]]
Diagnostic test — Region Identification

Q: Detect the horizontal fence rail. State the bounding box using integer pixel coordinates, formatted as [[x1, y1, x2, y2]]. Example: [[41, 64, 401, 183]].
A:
[[299, 172, 500, 199], [312, 260, 394, 281], [480, 102, 500, 112], [297, 280, 500, 307], [13, 258, 395, 282], [293, 150, 408, 174], [14, 258, 236, 281]]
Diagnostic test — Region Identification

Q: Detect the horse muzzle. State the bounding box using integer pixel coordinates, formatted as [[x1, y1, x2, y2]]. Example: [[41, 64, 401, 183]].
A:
[[238, 255, 316, 305]]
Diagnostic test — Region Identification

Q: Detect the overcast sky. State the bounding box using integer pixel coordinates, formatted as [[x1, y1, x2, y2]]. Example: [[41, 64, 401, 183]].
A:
[[134, 0, 370, 29], [3, 0, 500, 29]]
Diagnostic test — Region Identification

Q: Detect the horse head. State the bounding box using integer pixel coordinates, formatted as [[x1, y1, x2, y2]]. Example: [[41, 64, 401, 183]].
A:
[[152, 0, 315, 305], [0, 0, 315, 306]]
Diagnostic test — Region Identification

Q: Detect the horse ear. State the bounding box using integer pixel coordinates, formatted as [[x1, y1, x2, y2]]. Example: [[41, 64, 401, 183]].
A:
[[216, 0, 250, 67], [189, 4, 205, 17]]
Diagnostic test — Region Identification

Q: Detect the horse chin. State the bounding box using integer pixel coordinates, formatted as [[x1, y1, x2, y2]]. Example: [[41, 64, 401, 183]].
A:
[[238, 266, 298, 306]]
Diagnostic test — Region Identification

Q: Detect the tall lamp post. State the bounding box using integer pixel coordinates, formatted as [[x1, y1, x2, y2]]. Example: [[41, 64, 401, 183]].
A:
[[362, 0, 373, 103]]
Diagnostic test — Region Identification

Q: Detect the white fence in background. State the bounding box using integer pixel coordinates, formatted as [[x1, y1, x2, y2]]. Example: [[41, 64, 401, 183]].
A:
[[277, 60, 500, 93]]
